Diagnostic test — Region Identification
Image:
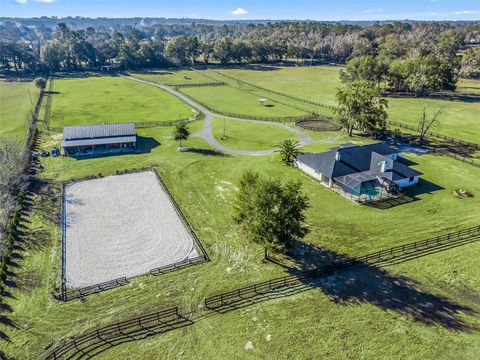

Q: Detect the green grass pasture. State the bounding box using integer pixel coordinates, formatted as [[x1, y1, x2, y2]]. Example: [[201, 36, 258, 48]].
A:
[[49, 76, 193, 128]]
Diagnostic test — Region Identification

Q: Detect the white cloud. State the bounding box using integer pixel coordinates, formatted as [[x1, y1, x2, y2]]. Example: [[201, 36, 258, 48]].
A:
[[454, 10, 479, 15], [231, 7, 248, 16], [363, 8, 383, 14], [15, 0, 28, 4]]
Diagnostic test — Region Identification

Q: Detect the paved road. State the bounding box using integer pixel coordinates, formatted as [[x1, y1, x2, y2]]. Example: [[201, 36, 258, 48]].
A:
[[121, 74, 313, 156]]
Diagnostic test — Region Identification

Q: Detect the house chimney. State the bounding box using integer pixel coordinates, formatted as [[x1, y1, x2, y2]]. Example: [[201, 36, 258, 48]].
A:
[[380, 161, 388, 173], [335, 151, 341, 161]]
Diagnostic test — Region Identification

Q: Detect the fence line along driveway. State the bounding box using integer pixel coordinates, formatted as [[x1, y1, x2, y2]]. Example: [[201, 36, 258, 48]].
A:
[[120, 74, 313, 156]]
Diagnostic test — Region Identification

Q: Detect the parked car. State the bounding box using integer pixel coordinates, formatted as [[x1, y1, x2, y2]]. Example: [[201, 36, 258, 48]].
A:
[[51, 147, 60, 157]]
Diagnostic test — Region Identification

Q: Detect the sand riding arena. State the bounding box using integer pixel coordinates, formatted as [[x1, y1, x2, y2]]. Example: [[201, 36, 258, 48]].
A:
[[62, 170, 206, 290]]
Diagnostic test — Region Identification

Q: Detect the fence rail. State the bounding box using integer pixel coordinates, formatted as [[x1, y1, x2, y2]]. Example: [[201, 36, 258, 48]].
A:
[[169, 81, 225, 88], [437, 150, 480, 168], [61, 277, 129, 301], [44, 307, 191, 360], [205, 225, 480, 310], [42, 78, 54, 130], [150, 255, 208, 275], [388, 120, 479, 149]]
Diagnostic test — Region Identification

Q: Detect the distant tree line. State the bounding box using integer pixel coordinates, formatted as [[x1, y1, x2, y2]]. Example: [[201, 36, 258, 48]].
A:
[[1, 20, 479, 87]]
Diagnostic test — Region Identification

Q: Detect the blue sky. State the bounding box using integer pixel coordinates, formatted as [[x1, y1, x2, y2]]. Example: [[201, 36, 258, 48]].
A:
[[1, 0, 479, 20]]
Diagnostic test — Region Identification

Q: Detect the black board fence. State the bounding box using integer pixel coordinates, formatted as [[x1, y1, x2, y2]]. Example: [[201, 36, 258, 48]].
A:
[[60, 277, 129, 302], [150, 254, 208, 275], [44, 307, 192, 360], [204, 225, 480, 311], [388, 120, 479, 149], [169, 81, 225, 88]]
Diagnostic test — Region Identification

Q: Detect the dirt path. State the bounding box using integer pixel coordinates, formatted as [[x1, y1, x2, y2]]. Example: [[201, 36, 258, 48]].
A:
[[120, 74, 313, 156]]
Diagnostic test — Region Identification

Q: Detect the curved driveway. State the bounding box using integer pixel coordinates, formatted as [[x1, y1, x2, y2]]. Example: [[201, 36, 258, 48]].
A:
[[120, 74, 313, 156]]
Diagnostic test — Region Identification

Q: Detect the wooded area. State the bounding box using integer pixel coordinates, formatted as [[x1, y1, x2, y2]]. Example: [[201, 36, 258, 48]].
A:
[[1, 19, 479, 90]]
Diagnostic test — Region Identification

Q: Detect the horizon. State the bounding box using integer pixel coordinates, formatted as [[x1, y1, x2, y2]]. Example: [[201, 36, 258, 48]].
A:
[[1, 0, 479, 21]]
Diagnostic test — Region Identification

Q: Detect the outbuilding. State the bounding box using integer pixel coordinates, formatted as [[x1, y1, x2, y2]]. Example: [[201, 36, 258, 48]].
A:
[[61, 122, 137, 156]]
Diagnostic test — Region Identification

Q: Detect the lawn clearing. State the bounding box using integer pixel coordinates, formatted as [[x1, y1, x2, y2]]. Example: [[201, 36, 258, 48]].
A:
[[0, 79, 39, 141], [49, 76, 193, 128], [212, 118, 300, 151], [64, 171, 198, 288], [180, 85, 308, 118]]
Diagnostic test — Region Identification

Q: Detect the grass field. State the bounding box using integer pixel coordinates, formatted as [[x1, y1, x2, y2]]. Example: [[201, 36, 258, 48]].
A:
[[180, 85, 308, 118], [129, 69, 218, 85], [212, 118, 300, 151], [215, 65, 341, 107], [0, 80, 39, 141], [49, 75, 193, 128], [2, 68, 480, 359], [213, 66, 480, 143], [3, 112, 480, 358]]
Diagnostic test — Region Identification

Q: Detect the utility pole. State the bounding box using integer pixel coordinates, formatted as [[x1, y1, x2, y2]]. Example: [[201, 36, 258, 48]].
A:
[[222, 115, 226, 139]]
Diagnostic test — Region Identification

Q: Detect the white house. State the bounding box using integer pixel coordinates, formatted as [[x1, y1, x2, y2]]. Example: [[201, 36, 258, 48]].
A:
[[295, 143, 422, 198]]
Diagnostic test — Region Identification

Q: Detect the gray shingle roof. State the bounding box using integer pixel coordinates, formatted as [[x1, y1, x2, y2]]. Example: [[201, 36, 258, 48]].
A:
[[297, 142, 422, 187], [62, 123, 136, 141]]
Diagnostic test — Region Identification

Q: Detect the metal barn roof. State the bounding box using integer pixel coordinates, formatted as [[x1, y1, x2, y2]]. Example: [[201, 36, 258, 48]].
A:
[[62, 123, 136, 141]]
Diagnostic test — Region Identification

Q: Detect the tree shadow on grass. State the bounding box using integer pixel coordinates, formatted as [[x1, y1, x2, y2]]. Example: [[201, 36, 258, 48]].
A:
[[284, 241, 477, 332], [217, 239, 479, 332], [182, 148, 229, 157]]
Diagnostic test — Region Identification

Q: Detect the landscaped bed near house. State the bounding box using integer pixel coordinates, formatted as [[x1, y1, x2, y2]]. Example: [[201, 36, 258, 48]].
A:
[[4, 115, 480, 359]]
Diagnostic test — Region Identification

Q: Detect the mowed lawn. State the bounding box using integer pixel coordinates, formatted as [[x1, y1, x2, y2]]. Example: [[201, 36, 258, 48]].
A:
[[180, 85, 308, 117], [49, 76, 193, 128], [214, 66, 480, 143], [212, 118, 300, 151], [129, 69, 217, 85], [0, 80, 40, 141], [3, 117, 480, 358]]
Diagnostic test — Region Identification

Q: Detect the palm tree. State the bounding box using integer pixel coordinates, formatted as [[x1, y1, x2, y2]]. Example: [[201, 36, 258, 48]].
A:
[[276, 139, 301, 165], [174, 122, 190, 147]]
